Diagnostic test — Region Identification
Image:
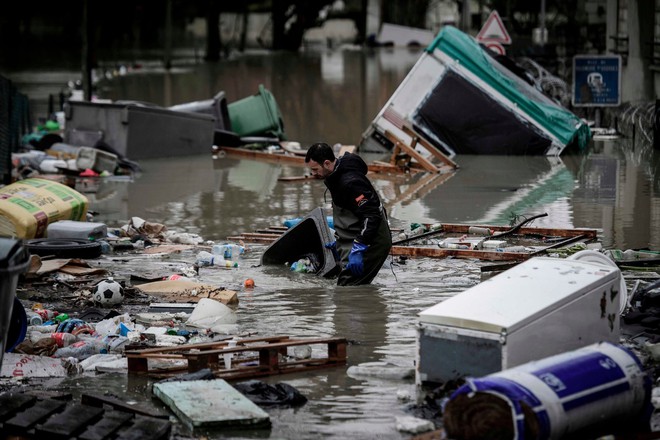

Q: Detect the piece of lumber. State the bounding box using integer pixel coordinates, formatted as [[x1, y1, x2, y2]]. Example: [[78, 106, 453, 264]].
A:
[[81, 393, 170, 419], [383, 130, 439, 173], [382, 106, 458, 169]]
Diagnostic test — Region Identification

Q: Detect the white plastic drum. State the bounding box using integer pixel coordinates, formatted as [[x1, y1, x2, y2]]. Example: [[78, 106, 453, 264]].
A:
[[568, 250, 628, 314]]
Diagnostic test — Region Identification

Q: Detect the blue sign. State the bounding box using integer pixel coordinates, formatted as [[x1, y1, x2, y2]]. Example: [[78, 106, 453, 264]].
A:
[[572, 55, 621, 107]]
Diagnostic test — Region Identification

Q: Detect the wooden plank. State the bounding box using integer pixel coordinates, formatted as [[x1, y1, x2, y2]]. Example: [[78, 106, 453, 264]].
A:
[[436, 223, 599, 239], [35, 403, 104, 439], [401, 124, 458, 169], [278, 175, 314, 182], [219, 147, 305, 165], [227, 235, 277, 244], [81, 393, 170, 419], [4, 399, 67, 432], [382, 105, 458, 169], [383, 130, 439, 173], [390, 246, 530, 262], [78, 410, 134, 440], [114, 415, 171, 440]]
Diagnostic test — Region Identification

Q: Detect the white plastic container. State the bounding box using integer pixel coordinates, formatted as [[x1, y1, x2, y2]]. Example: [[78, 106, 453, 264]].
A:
[[75, 147, 118, 173], [47, 220, 107, 241], [417, 256, 623, 385]]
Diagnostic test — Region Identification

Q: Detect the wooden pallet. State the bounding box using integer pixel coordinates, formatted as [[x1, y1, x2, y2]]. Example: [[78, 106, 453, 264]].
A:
[[125, 335, 347, 379], [0, 393, 170, 440]]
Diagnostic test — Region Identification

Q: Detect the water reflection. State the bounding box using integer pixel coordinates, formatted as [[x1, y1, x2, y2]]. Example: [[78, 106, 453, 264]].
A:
[[87, 139, 660, 251]]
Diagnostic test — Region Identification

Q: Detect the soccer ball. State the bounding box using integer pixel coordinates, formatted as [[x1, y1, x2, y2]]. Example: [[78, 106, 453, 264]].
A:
[[93, 278, 124, 305]]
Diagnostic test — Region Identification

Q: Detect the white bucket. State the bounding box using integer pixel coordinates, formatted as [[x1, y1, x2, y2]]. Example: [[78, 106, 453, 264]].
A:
[[444, 342, 652, 440]]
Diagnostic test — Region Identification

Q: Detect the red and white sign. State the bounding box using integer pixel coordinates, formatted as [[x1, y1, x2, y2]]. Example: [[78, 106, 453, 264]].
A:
[[476, 10, 511, 45], [485, 42, 506, 55]]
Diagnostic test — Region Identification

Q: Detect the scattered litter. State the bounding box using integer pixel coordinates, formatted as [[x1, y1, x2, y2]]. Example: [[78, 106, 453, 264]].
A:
[[395, 415, 435, 434], [346, 362, 415, 380]]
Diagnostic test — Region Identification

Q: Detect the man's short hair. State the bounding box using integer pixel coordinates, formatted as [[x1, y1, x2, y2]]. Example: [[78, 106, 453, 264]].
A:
[[305, 142, 336, 164]]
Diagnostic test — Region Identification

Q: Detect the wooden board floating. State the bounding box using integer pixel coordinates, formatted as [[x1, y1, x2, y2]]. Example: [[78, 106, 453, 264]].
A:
[[153, 379, 270, 430], [125, 335, 347, 379]]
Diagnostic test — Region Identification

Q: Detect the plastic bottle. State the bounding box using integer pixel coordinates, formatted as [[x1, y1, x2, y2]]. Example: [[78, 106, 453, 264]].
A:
[[26, 312, 43, 326], [468, 226, 492, 236], [54, 313, 69, 323], [34, 309, 59, 322], [53, 340, 106, 359], [291, 258, 311, 273], [397, 224, 428, 240], [196, 250, 222, 267], [51, 332, 77, 347], [212, 244, 245, 260]]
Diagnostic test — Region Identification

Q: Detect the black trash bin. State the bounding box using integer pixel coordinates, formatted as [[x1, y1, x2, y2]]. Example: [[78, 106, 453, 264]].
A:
[[0, 238, 30, 366]]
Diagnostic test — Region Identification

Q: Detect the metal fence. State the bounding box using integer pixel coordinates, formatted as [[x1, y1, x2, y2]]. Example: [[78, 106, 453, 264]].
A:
[[0, 75, 32, 185]]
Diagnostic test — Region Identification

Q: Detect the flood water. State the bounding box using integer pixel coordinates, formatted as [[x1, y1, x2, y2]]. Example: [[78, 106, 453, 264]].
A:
[[4, 48, 660, 438]]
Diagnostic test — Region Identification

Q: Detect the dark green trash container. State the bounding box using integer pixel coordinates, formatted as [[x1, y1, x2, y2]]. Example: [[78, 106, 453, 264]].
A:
[[0, 238, 29, 366], [228, 85, 285, 139]]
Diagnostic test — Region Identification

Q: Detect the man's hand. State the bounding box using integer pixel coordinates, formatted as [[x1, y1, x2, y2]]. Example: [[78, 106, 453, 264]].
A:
[[325, 241, 340, 262], [346, 241, 368, 276]]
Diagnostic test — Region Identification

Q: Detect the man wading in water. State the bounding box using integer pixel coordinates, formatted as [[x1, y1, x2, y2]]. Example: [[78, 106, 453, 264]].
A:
[[305, 143, 392, 286]]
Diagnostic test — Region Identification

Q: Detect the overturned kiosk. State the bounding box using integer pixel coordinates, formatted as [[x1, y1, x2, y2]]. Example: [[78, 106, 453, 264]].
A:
[[360, 26, 591, 156]]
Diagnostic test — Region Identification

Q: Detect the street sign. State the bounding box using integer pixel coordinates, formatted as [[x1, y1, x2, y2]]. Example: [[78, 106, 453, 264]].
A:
[[485, 42, 506, 55], [572, 55, 621, 107], [476, 10, 511, 45]]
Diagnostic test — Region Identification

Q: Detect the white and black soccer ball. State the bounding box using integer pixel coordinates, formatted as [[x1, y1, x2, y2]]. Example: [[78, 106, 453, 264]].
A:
[[93, 278, 124, 305]]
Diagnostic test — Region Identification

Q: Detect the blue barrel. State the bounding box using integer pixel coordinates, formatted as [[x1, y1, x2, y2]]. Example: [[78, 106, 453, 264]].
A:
[[444, 342, 652, 440]]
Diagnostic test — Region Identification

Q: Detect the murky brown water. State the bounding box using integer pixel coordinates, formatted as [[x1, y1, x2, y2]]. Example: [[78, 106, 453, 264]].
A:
[[4, 48, 660, 438]]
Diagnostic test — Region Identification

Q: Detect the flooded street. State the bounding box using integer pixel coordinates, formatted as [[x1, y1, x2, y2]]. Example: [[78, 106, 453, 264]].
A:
[[3, 48, 660, 438]]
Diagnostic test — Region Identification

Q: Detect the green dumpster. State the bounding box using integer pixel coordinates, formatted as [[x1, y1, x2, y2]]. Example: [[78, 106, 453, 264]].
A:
[[228, 85, 286, 139]]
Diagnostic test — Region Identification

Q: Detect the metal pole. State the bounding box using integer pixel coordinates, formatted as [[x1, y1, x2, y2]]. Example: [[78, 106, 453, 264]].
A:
[[164, 0, 172, 69], [81, 0, 93, 101]]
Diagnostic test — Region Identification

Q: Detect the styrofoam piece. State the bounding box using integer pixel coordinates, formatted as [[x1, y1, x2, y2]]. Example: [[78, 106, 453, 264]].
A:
[[153, 379, 270, 430], [47, 220, 107, 241], [1, 353, 67, 378]]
